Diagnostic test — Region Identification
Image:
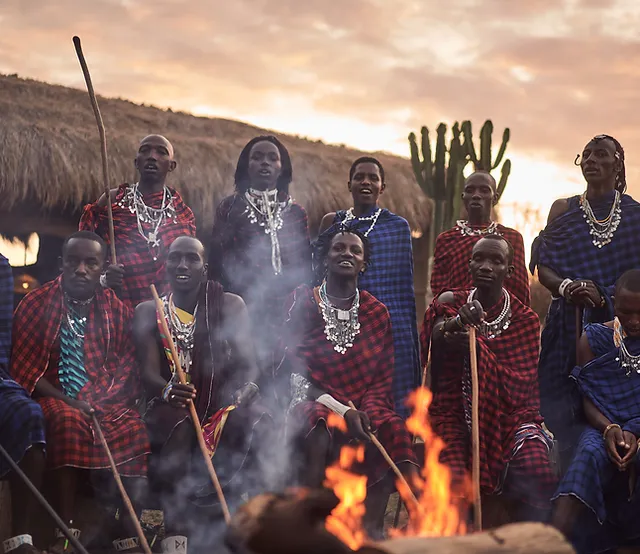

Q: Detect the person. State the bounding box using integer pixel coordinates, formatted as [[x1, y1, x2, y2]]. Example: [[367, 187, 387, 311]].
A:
[[422, 235, 556, 522], [430, 171, 530, 305], [530, 134, 640, 470], [134, 236, 270, 554], [208, 135, 310, 379], [10, 231, 149, 553], [0, 254, 46, 554], [316, 157, 419, 418], [552, 270, 640, 553], [79, 134, 196, 309], [279, 226, 418, 537]]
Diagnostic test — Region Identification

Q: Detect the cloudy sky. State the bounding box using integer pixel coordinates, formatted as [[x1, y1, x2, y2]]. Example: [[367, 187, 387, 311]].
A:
[[1, 0, 639, 259]]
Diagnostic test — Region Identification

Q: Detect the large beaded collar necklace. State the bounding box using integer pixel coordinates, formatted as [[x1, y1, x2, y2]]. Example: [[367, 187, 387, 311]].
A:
[[456, 220, 498, 237], [317, 280, 361, 354], [466, 287, 511, 339], [163, 294, 197, 376], [579, 190, 621, 249], [613, 317, 640, 376], [342, 207, 382, 237]]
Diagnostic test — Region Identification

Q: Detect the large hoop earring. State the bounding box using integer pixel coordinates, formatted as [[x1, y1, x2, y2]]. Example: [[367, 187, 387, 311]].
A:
[[574, 154, 581, 166]]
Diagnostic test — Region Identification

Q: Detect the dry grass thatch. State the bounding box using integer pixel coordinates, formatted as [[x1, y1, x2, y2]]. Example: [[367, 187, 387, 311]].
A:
[[0, 74, 431, 236]]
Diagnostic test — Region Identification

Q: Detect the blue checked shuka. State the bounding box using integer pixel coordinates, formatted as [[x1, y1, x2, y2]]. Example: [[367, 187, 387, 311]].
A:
[[58, 310, 89, 399], [0, 254, 46, 477], [553, 323, 640, 553], [530, 193, 640, 456], [315, 208, 420, 417]]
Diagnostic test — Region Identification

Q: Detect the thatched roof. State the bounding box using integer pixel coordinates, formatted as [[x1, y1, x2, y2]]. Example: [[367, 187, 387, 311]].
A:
[[0, 74, 430, 237]]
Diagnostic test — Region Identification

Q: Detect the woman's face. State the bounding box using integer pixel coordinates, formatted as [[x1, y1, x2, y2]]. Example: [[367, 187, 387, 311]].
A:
[[248, 140, 282, 190], [326, 232, 366, 278]]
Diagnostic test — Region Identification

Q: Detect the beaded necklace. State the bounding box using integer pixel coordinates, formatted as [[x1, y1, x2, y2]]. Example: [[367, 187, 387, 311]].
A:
[[466, 288, 511, 339], [579, 190, 621, 249], [456, 220, 499, 237], [342, 207, 382, 237], [318, 281, 360, 354], [613, 317, 640, 376]]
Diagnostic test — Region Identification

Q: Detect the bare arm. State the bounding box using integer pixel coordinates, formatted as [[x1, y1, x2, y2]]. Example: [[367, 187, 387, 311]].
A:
[[133, 301, 168, 398], [537, 199, 571, 295], [95, 188, 120, 208], [317, 212, 336, 236]]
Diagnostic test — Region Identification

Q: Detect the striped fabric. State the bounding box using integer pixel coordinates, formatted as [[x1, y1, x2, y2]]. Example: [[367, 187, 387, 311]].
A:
[[58, 312, 89, 399]]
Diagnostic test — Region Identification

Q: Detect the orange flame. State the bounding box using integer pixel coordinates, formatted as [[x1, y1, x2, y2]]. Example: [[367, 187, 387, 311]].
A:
[[392, 387, 468, 537]]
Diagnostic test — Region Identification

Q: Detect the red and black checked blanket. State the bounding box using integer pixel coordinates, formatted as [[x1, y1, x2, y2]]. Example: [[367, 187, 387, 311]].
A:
[[10, 277, 149, 475], [430, 224, 530, 306], [421, 290, 551, 495], [79, 183, 196, 309], [281, 285, 416, 484]]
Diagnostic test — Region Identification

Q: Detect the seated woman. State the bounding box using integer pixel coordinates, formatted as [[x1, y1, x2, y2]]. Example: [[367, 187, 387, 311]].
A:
[[277, 225, 418, 538], [552, 269, 640, 554]]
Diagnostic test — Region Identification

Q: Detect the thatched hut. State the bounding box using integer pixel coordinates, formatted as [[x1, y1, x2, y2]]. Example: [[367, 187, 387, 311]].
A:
[[0, 74, 432, 313]]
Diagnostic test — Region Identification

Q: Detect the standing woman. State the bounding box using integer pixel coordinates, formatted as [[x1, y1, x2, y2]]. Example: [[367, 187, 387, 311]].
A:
[[316, 157, 420, 418], [208, 136, 311, 375], [531, 134, 640, 470]]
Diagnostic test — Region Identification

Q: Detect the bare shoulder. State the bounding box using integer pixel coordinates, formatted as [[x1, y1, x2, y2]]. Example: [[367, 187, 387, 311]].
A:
[[96, 188, 121, 207], [133, 301, 157, 335], [222, 291, 248, 317], [577, 332, 595, 366], [437, 291, 455, 304], [547, 198, 570, 224], [319, 212, 337, 234]]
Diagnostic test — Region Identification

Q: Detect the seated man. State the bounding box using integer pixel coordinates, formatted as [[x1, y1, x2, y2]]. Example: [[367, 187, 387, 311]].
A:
[[552, 269, 640, 554], [422, 235, 556, 523], [134, 236, 269, 554], [279, 226, 418, 538], [10, 231, 149, 554], [0, 254, 46, 554]]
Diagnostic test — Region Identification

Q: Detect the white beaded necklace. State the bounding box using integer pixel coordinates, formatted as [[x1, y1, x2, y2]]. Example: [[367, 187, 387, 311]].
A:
[[318, 281, 361, 354], [579, 190, 621, 249], [456, 220, 498, 237], [613, 317, 640, 376], [342, 207, 382, 237], [466, 288, 511, 339]]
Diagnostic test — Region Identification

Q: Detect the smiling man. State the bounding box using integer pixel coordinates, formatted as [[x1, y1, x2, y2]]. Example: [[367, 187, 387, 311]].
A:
[[430, 171, 530, 305], [135, 236, 270, 553], [10, 231, 149, 553], [316, 156, 420, 418], [80, 134, 196, 309], [422, 235, 556, 523]]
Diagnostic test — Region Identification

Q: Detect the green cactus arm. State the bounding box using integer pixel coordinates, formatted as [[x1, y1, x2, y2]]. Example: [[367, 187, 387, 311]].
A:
[[479, 120, 493, 171], [421, 126, 433, 190], [450, 165, 465, 227], [491, 127, 510, 170], [496, 159, 511, 202], [461, 120, 478, 167], [409, 131, 428, 194], [444, 125, 462, 228], [433, 123, 447, 202]]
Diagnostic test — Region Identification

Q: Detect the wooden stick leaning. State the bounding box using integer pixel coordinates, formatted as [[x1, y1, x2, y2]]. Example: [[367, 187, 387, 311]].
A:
[[346, 401, 419, 508], [90, 413, 152, 554], [73, 36, 117, 264], [468, 327, 482, 531], [575, 306, 582, 362], [150, 284, 231, 524]]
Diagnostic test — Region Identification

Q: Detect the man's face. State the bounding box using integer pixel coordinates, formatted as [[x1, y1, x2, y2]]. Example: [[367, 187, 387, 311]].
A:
[[247, 140, 282, 190], [134, 135, 176, 182], [615, 288, 640, 338], [326, 232, 366, 278], [469, 238, 513, 290], [462, 173, 496, 220], [165, 237, 207, 292], [580, 138, 619, 186], [348, 162, 385, 206], [61, 238, 104, 300]]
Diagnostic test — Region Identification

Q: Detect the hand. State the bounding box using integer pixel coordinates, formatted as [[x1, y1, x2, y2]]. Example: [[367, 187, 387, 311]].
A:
[[105, 264, 125, 289], [458, 300, 485, 328], [619, 431, 638, 471], [567, 280, 602, 308], [167, 383, 197, 409], [68, 399, 94, 419], [344, 409, 372, 442], [233, 383, 259, 407], [605, 425, 629, 469]]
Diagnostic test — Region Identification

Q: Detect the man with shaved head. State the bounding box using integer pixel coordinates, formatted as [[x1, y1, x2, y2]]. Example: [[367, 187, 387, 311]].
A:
[[430, 171, 530, 305], [80, 134, 196, 308]]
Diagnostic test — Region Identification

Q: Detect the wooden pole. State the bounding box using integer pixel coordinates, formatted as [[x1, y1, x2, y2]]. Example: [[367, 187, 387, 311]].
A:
[[91, 414, 152, 554], [150, 285, 231, 524], [468, 327, 482, 531], [347, 401, 419, 509], [72, 36, 117, 264], [575, 306, 582, 362]]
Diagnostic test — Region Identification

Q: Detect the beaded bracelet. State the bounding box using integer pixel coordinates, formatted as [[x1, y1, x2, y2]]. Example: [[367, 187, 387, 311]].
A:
[[161, 383, 174, 403]]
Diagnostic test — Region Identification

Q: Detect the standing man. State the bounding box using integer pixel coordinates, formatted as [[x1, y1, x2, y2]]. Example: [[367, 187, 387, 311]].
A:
[[316, 157, 419, 418], [80, 134, 196, 309], [0, 254, 47, 554], [430, 171, 530, 305], [10, 232, 149, 553]]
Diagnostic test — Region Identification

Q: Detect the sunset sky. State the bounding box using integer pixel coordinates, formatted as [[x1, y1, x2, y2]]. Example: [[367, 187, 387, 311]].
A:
[[1, 0, 639, 264]]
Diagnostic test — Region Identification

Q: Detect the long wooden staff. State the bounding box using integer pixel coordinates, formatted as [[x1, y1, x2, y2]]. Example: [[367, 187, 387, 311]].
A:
[[575, 306, 582, 362], [150, 285, 231, 524], [347, 401, 419, 509], [91, 413, 152, 554], [73, 36, 117, 264], [468, 327, 482, 531]]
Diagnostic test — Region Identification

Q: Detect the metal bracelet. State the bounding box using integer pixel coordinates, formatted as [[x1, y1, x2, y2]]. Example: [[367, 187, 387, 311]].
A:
[[602, 423, 621, 440]]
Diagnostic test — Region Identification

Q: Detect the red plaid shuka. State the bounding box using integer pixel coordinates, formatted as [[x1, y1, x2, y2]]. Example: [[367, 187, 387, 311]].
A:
[[79, 183, 196, 309], [281, 285, 417, 484], [430, 224, 530, 306], [421, 290, 555, 504], [10, 277, 149, 476]]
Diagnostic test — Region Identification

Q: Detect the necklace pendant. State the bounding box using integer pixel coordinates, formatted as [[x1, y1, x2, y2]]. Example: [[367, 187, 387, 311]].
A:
[[336, 309, 350, 321]]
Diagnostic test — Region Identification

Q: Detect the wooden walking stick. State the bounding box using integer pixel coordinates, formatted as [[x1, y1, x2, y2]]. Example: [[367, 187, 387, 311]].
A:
[[73, 36, 117, 264], [347, 401, 419, 509], [150, 285, 232, 524], [469, 326, 482, 531], [575, 306, 583, 361], [91, 413, 152, 554]]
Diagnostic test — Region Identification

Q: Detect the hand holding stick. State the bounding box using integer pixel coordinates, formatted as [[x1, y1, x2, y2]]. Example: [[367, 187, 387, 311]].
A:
[[73, 35, 117, 264], [346, 401, 419, 508], [91, 413, 152, 554], [150, 284, 231, 524], [469, 327, 482, 531]]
